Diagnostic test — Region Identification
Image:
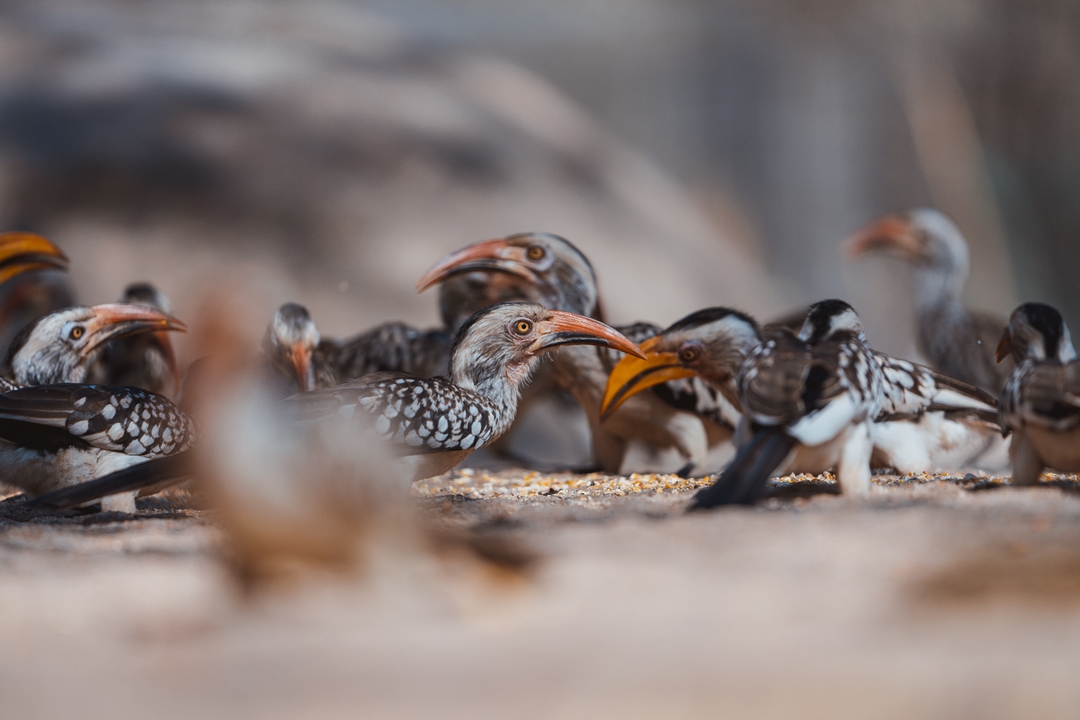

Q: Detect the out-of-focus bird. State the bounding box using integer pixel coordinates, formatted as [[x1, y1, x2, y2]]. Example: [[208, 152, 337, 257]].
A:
[[997, 303, 1080, 485], [846, 208, 1012, 393], [416, 233, 733, 476], [690, 300, 885, 508], [604, 305, 1008, 476], [262, 302, 339, 394], [29, 302, 643, 510], [85, 282, 182, 398], [0, 231, 72, 360]]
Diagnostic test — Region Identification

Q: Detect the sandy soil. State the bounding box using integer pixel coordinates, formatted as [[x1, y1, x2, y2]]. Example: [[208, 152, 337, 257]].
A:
[[2, 471, 1080, 719]]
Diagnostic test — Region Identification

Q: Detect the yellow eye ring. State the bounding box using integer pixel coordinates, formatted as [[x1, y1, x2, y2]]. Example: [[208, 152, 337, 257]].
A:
[[514, 319, 533, 335], [70, 326, 84, 340], [526, 246, 545, 261]]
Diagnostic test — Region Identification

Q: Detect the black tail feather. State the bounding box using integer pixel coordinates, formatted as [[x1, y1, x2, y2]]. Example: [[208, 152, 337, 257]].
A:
[[27, 451, 193, 511], [689, 428, 796, 510]]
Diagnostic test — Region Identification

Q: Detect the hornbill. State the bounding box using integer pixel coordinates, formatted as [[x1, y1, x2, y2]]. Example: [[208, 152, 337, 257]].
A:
[[996, 303, 1080, 485], [0, 304, 191, 512], [0, 231, 72, 359], [687, 300, 885, 508], [30, 302, 643, 509], [846, 208, 1012, 394], [85, 282, 181, 398], [262, 302, 339, 394], [603, 306, 1007, 477], [415, 232, 733, 476]]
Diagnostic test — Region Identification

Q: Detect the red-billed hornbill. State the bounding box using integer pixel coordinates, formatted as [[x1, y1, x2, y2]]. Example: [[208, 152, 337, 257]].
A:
[[846, 208, 1011, 394], [263, 302, 339, 394], [687, 300, 886, 507], [603, 306, 1006, 477], [276, 302, 643, 482], [416, 233, 731, 476], [85, 282, 181, 398], [29, 302, 643, 509], [996, 303, 1080, 485], [0, 303, 191, 512]]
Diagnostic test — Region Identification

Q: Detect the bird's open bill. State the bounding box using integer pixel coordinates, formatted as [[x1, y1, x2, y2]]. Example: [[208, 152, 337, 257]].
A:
[[600, 336, 696, 421], [416, 237, 533, 293], [533, 311, 645, 359], [0, 231, 69, 285], [81, 303, 187, 359], [844, 215, 922, 259], [995, 329, 1012, 364]]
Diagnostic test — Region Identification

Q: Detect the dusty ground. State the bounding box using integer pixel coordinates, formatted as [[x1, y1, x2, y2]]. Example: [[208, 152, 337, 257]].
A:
[[3, 471, 1080, 719]]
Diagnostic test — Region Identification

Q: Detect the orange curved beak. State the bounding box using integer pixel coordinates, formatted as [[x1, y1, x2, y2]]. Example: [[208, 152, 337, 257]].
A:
[[995, 329, 1012, 364], [532, 310, 645, 359], [0, 231, 69, 285], [290, 344, 314, 393], [416, 238, 535, 293], [844, 215, 924, 260], [600, 335, 696, 421], [82, 303, 188, 359]]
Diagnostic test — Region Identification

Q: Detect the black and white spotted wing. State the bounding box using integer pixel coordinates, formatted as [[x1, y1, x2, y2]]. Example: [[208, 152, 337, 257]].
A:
[[276, 372, 507, 456], [0, 384, 195, 456], [873, 353, 1000, 426], [1001, 360, 1080, 433]]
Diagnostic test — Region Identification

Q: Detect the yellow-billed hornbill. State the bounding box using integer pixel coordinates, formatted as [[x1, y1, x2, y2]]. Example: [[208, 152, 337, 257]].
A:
[[263, 302, 339, 394], [604, 305, 1006, 478], [0, 303, 191, 512], [85, 282, 181, 398], [416, 233, 731, 476], [0, 231, 72, 359], [686, 300, 886, 507], [846, 208, 1011, 394], [996, 303, 1080, 485], [30, 302, 643, 509]]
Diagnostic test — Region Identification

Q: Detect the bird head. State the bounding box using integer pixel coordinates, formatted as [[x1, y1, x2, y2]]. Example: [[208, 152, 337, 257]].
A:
[[118, 281, 180, 396], [8, 303, 187, 385], [417, 233, 599, 325], [845, 209, 970, 276], [600, 307, 760, 420], [449, 302, 643, 397], [996, 302, 1077, 365], [0, 231, 69, 285], [798, 299, 865, 345], [263, 303, 321, 393]]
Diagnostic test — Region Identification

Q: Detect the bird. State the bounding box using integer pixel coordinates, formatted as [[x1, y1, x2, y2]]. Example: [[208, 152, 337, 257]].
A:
[[603, 305, 1008, 476], [85, 282, 182, 398], [275, 302, 644, 483], [689, 300, 885, 508], [28, 302, 644, 510], [4, 303, 187, 388], [996, 302, 1080, 485], [0, 303, 190, 513], [416, 232, 734, 476], [845, 208, 1012, 394], [262, 302, 339, 394], [0, 231, 72, 359]]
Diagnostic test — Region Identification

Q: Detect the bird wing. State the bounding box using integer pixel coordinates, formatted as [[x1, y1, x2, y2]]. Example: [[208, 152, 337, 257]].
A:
[[739, 329, 813, 426], [1010, 362, 1080, 432], [0, 384, 194, 456], [874, 353, 998, 425], [321, 323, 451, 380], [26, 451, 193, 510], [276, 374, 503, 456]]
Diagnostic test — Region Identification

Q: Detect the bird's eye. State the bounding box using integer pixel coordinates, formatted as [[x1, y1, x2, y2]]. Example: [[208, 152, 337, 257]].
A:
[[679, 346, 699, 363], [513, 319, 533, 335], [69, 326, 84, 341], [527, 246, 545, 261]]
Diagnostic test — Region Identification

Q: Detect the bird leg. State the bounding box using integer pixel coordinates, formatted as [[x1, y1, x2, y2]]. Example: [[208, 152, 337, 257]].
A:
[[836, 423, 874, 498], [1009, 432, 1044, 487]]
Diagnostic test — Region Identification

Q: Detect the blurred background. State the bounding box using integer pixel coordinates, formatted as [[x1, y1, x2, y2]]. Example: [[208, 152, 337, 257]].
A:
[[1, 0, 1076, 362]]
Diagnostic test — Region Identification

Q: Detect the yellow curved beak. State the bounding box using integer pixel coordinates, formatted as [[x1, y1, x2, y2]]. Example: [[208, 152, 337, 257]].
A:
[[0, 231, 69, 285], [600, 336, 696, 422]]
